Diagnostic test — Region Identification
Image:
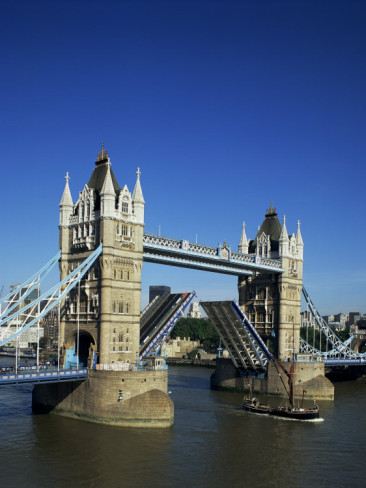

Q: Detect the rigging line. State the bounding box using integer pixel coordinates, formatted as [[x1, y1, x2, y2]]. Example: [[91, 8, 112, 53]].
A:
[[272, 359, 290, 400], [57, 289, 60, 372], [37, 285, 40, 371], [77, 279, 80, 369]]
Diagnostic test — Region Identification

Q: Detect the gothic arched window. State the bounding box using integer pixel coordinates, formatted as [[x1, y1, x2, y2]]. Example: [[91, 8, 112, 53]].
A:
[[248, 307, 255, 323], [257, 288, 266, 300], [257, 308, 265, 323], [122, 201, 129, 213]]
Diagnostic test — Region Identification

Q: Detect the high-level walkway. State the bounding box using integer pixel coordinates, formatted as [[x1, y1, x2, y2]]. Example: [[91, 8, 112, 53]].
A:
[[143, 232, 283, 276]]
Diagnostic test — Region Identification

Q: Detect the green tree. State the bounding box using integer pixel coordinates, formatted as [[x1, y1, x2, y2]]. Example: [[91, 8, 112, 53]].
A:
[[336, 326, 350, 343], [171, 318, 220, 351]]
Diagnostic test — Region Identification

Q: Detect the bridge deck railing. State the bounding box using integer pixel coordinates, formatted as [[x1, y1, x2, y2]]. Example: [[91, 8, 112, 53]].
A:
[[143, 232, 283, 273], [0, 368, 88, 386]]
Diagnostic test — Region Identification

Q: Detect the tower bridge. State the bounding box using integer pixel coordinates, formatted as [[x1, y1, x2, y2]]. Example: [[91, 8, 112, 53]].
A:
[[1, 144, 359, 424], [143, 232, 284, 275]]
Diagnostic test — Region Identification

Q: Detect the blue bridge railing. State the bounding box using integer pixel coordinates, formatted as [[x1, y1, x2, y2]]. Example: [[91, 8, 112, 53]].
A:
[[0, 368, 88, 386]]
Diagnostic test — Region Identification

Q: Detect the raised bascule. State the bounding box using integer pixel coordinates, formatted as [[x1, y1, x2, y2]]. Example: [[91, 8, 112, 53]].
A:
[[3, 143, 364, 426]]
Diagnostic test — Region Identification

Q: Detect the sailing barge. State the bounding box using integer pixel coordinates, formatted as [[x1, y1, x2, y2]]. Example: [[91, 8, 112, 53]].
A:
[[242, 360, 320, 420]]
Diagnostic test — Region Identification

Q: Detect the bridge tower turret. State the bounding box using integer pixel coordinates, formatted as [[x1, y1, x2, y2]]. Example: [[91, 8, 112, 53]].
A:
[[58, 144, 144, 367], [277, 217, 304, 361], [132, 167, 145, 224], [32, 144, 173, 427], [238, 204, 304, 360], [238, 222, 249, 254], [59, 172, 73, 255]]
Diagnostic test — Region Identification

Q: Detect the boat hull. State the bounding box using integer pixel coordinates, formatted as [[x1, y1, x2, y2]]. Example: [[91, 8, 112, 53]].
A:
[[269, 407, 319, 420], [242, 399, 271, 415], [242, 399, 320, 420]]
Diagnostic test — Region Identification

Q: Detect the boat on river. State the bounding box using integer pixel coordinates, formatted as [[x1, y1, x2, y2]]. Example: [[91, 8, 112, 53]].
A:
[[269, 402, 319, 420], [271, 360, 320, 420], [242, 397, 271, 415], [242, 360, 320, 421], [242, 396, 319, 420]]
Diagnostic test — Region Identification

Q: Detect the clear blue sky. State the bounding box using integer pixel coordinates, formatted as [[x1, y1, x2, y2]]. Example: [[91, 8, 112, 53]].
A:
[[1, 0, 365, 315]]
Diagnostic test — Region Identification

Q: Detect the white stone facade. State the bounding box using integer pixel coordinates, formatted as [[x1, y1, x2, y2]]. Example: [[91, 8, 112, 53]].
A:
[[59, 146, 145, 366], [187, 302, 202, 319], [161, 337, 201, 358], [238, 204, 304, 360]]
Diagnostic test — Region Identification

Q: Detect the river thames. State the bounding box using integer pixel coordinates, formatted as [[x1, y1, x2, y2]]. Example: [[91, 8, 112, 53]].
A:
[[0, 365, 365, 488]]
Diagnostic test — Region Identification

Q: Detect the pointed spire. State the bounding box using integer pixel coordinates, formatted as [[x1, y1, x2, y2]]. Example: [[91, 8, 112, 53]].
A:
[[101, 163, 115, 196], [132, 167, 145, 224], [296, 219, 304, 246], [266, 201, 277, 216], [59, 172, 73, 227], [296, 219, 304, 260], [100, 163, 116, 218], [238, 221, 249, 253], [279, 215, 289, 257], [60, 172, 73, 207], [132, 167, 145, 204], [280, 215, 289, 241], [97, 141, 108, 162]]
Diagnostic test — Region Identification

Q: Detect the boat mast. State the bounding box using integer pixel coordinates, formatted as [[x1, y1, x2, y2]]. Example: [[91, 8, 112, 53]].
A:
[[288, 363, 295, 407], [290, 318, 295, 407]]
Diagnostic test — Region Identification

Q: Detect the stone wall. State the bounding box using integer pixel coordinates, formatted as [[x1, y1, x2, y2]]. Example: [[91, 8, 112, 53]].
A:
[[211, 358, 334, 400], [32, 369, 174, 427], [161, 337, 201, 358]]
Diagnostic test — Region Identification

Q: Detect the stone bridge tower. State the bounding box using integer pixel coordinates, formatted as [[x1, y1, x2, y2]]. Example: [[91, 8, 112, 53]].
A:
[[33, 145, 173, 427], [58, 144, 144, 367], [237, 204, 304, 360]]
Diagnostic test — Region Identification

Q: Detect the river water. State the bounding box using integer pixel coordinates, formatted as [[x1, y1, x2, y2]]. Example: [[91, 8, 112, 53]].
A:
[[0, 364, 365, 488]]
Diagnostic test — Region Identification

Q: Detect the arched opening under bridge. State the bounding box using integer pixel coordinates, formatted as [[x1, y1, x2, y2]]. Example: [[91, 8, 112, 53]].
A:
[[78, 332, 96, 367], [63, 331, 96, 368], [352, 339, 366, 354]]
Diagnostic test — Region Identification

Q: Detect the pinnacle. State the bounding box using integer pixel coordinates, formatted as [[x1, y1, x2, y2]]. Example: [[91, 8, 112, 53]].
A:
[[60, 172, 73, 207], [132, 167, 145, 204], [101, 164, 115, 196]]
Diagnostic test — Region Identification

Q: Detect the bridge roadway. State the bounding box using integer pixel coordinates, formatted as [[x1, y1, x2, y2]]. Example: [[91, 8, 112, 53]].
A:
[[139, 292, 195, 359], [200, 300, 273, 371], [143, 232, 284, 276], [324, 358, 366, 366], [0, 368, 87, 386], [140, 293, 182, 345], [0, 292, 194, 386]]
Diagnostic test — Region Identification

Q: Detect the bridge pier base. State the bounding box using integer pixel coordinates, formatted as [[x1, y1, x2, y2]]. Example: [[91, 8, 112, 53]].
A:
[[211, 358, 334, 400], [32, 369, 174, 428]]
